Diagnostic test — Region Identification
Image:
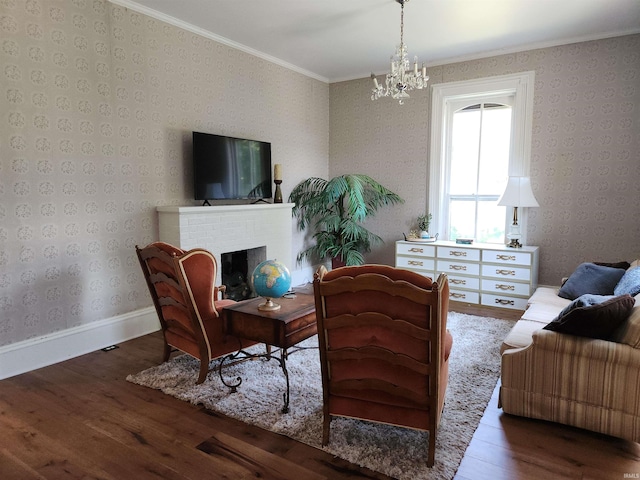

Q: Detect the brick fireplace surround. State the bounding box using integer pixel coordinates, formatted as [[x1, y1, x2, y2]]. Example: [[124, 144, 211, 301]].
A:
[[157, 203, 294, 287]]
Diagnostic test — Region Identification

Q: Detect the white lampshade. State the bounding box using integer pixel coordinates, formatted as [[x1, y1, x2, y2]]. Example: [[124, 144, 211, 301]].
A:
[[497, 176, 539, 207]]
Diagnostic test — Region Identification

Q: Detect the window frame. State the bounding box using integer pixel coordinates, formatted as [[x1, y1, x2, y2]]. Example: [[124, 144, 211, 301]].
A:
[[428, 72, 535, 244]]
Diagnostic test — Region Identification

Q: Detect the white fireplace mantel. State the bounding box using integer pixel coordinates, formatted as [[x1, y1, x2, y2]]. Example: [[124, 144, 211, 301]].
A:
[[157, 203, 294, 286]]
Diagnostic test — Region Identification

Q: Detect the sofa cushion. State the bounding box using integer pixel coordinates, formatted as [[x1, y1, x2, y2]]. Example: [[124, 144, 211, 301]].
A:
[[614, 266, 640, 297], [501, 295, 569, 353], [521, 301, 567, 323], [526, 286, 569, 309], [501, 318, 547, 353], [543, 293, 635, 340], [558, 263, 626, 300]]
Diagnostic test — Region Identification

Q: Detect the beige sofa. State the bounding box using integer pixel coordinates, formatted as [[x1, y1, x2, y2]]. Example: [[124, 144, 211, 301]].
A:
[[499, 264, 640, 443]]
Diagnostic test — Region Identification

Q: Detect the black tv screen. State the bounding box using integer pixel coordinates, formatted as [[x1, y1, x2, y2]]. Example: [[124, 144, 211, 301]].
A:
[[193, 131, 272, 202]]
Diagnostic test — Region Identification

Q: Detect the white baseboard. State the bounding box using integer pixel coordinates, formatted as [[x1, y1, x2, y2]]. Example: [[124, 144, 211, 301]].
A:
[[0, 307, 160, 381], [0, 269, 326, 381]]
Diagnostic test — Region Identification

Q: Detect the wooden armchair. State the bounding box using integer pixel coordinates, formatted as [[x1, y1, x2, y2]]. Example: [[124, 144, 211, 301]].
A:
[[136, 242, 256, 383], [313, 264, 452, 467]]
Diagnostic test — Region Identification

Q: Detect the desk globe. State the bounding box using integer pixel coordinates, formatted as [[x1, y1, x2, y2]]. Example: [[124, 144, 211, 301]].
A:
[[251, 259, 292, 311]]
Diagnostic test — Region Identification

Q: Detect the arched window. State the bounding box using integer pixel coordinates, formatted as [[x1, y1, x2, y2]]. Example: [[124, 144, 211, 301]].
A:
[[429, 72, 535, 244]]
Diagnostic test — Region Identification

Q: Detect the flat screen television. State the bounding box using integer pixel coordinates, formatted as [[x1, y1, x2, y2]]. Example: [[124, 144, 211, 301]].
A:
[[192, 131, 272, 203]]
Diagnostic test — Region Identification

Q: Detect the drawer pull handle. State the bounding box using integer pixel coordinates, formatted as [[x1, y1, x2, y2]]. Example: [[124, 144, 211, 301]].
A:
[[408, 247, 424, 253], [496, 269, 515, 276], [450, 293, 466, 299], [496, 284, 515, 291], [451, 279, 466, 285], [497, 254, 516, 261], [450, 265, 467, 271], [408, 260, 423, 266], [495, 298, 515, 306], [450, 251, 467, 257]]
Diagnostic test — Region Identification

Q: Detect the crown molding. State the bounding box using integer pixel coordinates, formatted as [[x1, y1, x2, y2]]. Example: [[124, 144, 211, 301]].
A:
[[107, 0, 330, 84]]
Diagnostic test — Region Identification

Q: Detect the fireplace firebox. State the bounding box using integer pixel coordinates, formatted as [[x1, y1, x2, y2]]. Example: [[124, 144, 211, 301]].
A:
[[221, 246, 266, 301]]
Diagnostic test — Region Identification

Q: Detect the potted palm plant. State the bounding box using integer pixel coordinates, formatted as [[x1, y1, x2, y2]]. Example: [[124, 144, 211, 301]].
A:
[[289, 174, 403, 267]]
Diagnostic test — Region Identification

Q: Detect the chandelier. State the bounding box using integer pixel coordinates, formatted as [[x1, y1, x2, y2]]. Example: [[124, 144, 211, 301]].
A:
[[370, 0, 428, 105]]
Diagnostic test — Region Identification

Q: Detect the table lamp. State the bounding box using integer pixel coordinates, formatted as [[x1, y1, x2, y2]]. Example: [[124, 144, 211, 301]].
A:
[[497, 176, 539, 248]]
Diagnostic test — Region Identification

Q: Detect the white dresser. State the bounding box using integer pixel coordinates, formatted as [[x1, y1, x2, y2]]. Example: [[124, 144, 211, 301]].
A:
[[395, 240, 539, 311]]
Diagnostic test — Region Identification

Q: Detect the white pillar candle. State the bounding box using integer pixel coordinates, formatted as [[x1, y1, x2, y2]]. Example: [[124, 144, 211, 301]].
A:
[[370, 73, 379, 89], [274, 164, 282, 181]]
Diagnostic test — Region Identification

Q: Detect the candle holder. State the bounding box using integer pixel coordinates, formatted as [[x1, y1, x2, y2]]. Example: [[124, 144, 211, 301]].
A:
[[274, 179, 283, 203]]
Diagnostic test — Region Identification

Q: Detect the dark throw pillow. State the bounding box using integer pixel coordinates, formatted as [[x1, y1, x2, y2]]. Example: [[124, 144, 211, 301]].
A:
[[594, 261, 631, 270], [558, 262, 626, 300], [614, 267, 640, 297], [543, 294, 635, 340]]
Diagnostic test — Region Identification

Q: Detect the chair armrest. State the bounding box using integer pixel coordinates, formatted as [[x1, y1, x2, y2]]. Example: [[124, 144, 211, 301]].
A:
[[215, 284, 227, 300]]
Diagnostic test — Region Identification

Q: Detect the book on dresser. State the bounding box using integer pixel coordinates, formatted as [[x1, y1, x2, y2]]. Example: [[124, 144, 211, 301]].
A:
[[395, 240, 539, 311]]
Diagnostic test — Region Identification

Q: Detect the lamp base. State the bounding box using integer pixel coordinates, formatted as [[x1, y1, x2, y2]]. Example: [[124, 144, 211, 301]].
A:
[[506, 238, 523, 248]]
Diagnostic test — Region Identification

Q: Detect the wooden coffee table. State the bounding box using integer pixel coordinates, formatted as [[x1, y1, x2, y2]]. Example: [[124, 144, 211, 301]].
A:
[[221, 285, 317, 413]]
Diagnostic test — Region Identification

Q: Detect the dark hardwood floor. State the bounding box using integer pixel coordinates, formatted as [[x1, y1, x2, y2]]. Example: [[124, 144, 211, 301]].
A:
[[1, 326, 638, 479]]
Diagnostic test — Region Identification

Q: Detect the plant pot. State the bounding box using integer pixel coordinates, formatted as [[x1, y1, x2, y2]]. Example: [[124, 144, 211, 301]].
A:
[[331, 257, 346, 269]]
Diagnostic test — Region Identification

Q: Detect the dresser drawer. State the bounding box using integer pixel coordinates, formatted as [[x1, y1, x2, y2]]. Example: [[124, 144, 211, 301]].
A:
[[481, 264, 531, 282], [482, 250, 532, 266], [481, 279, 532, 296], [449, 290, 480, 304], [448, 275, 480, 290], [437, 246, 481, 262], [437, 260, 480, 276], [396, 256, 435, 271], [396, 242, 435, 257], [481, 294, 528, 310]]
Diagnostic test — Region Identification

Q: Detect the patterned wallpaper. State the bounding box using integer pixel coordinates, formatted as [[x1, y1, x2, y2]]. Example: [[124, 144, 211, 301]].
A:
[[330, 34, 640, 286], [0, 0, 329, 348], [1, 0, 638, 352]]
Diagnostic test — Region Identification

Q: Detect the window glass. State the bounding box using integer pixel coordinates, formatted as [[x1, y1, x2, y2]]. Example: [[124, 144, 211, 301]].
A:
[[447, 102, 512, 242]]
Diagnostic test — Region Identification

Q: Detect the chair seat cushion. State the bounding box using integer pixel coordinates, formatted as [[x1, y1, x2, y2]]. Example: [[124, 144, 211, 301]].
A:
[[215, 299, 237, 310], [444, 330, 453, 361]]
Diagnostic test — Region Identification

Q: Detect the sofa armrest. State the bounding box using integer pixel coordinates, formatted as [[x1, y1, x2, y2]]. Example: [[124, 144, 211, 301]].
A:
[[501, 329, 640, 415], [527, 329, 640, 366]]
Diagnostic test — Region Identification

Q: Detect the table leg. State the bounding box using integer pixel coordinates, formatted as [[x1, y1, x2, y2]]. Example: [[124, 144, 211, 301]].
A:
[[218, 346, 291, 414], [279, 348, 290, 414], [219, 350, 243, 393]]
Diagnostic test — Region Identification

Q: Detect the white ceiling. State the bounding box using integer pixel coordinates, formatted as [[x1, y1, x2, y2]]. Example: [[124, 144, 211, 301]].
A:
[[115, 0, 640, 83]]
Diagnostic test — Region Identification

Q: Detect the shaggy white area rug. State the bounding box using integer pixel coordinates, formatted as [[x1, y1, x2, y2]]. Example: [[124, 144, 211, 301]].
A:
[[127, 312, 514, 480]]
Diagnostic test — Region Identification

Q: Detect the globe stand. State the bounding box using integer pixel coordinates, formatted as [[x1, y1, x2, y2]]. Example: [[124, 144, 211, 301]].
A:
[[258, 297, 281, 311]]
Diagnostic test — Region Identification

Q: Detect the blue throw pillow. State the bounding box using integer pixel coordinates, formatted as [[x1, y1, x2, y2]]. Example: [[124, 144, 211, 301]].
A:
[[558, 263, 626, 300], [614, 267, 640, 297], [544, 293, 635, 340]]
